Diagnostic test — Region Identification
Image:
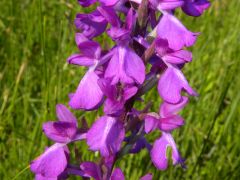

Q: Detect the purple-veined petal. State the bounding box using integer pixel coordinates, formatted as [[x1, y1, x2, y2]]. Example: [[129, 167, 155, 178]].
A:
[[87, 116, 125, 157], [30, 144, 68, 178], [158, 67, 197, 104], [140, 173, 153, 180], [110, 168, 125, 180], [80, 162, 102, 180], [150, 133, 184, 170], [182, 0, 211, 17], [159, 115, 184, 131], [150, 0, 184, 11], [78, 0, 97, 7], [157, 14, 199, 50], [144, 113, 160, 134], [75, 10, 107, 39], [43, 121, 77, 143], [67, 54, 95, 67], [69, 70, 104, 110], [107, 27, 131, 43], [77, 41, 101, 59], [160, 96, 188, 117]]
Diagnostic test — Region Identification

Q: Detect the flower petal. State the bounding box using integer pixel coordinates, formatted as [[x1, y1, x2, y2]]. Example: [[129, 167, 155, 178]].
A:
[[67, 54, 95, 67], [150, 0, 184, 11], [43, 121, 77, 143], [160, 96, 188, 117], [80, 162, 102, 180], [157, 14, 199, 50], [151, 133, 184, 170], [124, 47, 145, 84], [75, 10, 107, 39], [87, 116, 125, 157], [140, 173, 153, 180], [110, 168, 125, 180], [69, 70, 103, 110], [144, 113, 160, 134], [159, 115, 185, 131], [158, 67, 197, 104], [56, 104, 78, 124], [162, 50, 192, 64], [30, 144, 68, 178], [78, 0, 97, 7], [182, 0, 210, 17]]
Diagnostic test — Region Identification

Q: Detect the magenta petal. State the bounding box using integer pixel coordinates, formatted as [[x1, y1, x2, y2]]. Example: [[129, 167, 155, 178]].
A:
[[30, 144, 68, 178], [159, 115, 184, 131], [87, 116, 125, 157], [78, 0, 97, 7], [69, 70, 103, 110], [67, 54, 95, 67], [77, 41, 101, 59], [150, 0, 184, 10], [75, 10, 107, 39], [110, 168, 125, 180], [105, 47, 134, 84], [123, 86, 138, 100], [144, 113, 160, 134], [80, 162, 102, 180], [162, 50, 192, 64], [182, 0, 210, 17], [157, 14, 199, 50], [99, 0, 119, 6], [56, 104, 78, 124], [36, 174, 58, 180], [124, 47, 145, 84], [97, 6, 120, 27], [158, 67, 197, 104], [43, 122, 77, 143], [160, 96, 188, 117], [125, 8, 136, 31], [140, 173, 153, 180], [151, 133, 184, 170]]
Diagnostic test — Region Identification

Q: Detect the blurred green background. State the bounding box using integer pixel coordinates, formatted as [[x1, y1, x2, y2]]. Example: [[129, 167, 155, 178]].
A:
[[0, 0, 240, 179]]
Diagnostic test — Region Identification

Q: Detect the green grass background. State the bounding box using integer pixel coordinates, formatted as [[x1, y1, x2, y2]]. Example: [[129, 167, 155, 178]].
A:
[[0, 0, 240, 179]]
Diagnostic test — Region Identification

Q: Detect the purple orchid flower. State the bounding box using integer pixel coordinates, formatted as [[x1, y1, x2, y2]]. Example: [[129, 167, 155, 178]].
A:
[[31, 105, 86, 179], [68, 34, 105, 110], [32, 0, 211, 179], [86, 116, 125, 157], [182, 0, 211, 17], [151, 132, 185, 170]]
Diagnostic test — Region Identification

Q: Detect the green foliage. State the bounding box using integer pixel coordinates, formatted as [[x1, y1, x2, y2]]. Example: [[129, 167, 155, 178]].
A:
[[0, 0, 240, 179]]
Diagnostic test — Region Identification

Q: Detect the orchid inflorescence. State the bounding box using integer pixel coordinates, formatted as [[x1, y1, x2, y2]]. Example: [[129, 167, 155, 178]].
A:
[[30, 0, 210, 179]]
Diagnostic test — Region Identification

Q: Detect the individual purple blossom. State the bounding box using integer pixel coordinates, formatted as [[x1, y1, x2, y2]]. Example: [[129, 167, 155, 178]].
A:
[[151, 132, 185, 170], [140, 173, 153, 180], [68, 34, 105, 110]]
